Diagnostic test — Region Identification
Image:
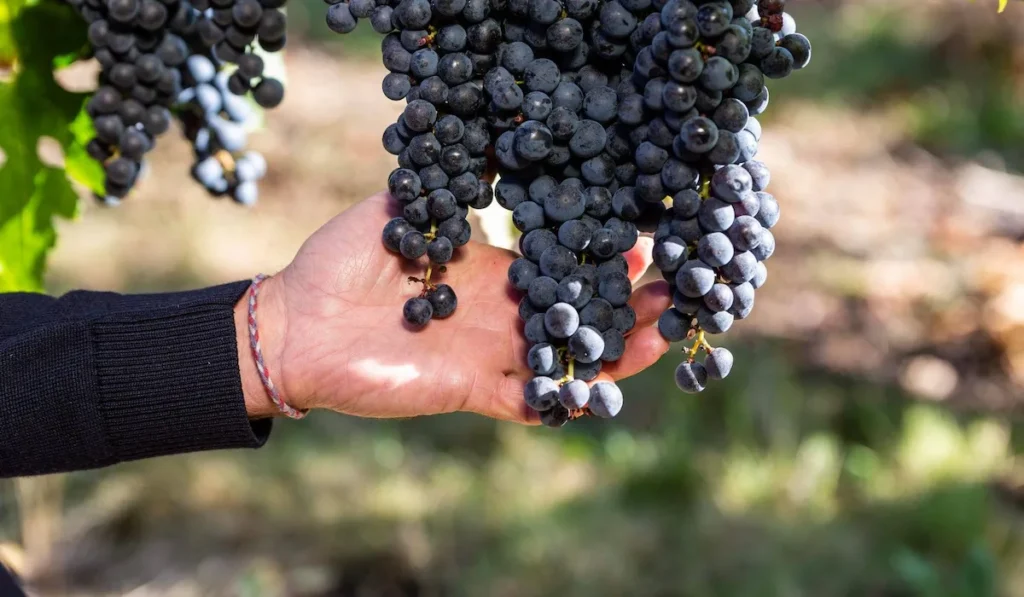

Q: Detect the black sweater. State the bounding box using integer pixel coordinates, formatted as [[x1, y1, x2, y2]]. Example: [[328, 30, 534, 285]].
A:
[[0, 281, 271, 479]]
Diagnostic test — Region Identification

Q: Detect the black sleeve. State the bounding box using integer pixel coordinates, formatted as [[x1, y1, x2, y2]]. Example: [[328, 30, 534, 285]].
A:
[[0, 281, 272, 478]]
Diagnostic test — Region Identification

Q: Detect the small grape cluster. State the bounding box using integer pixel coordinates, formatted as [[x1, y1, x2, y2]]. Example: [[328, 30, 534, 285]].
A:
[[631, 0, 808, 394], [179, 56, 269, 202], [67, 0, 288, 204], [75, 0, 184, 202], [339, 0, 504, 327], [329, 0, 810, 424]]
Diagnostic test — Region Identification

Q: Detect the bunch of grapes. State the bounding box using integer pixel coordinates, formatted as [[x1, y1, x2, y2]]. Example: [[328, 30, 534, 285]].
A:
[[178, 57, 269, 202], [633, 0, 809, 394], [66, 0, 288, 204], [328, 0, 810, 425]]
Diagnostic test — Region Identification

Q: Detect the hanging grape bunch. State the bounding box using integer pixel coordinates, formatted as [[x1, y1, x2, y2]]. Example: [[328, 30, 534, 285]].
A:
[[66, 0, 288, 205], [638, 0, 810, 395], [326, 0, 810, 426]]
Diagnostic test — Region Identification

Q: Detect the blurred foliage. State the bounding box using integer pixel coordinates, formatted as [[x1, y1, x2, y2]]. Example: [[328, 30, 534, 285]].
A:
[[15, 341, 1020, 596], [769, 4, 1024, 172]]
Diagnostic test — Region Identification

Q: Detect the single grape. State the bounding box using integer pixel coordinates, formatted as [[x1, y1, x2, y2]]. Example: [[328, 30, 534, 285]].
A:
[[703, 283, 734, 312], [525, 313, 549, 343], [569, 325, 604, 363], [253, 77, 285, 108], [539, 244, 578, 280], [528, 276, 560, 309], [579, 298, 613, 331], [697, 232, 734, 267], [403, 297, 433, 326], [383, 218, 412, 253], [755, 192, 779, 228], [545, 302, 580, 338], [521, 228, 558, 261], [779, 32, 811, 69], [540, 404, 571, 427], [326, 2, 357, 33], [721, 251, 758, 283], [556, 274, 594, 309], [696, 306, 734, 334], [528, 343, 559, 375], [524, 376, 560, 411], [597, 272, 631, 307], [675, 260, 716, 298], [727, 216, 764, 252], [600, 328, 625, 362], [658, 309, 690, 342], [612, 305, 635, 333], [588, 382, 623, 418], [705, 348, 734, 380], [427, 236, 454, 264], [674, 361, 706, 393], [653, 236, 687, 272], [698, 197, 736, 232], [559, 379, 590, 409], [750, 228, 775, 261]]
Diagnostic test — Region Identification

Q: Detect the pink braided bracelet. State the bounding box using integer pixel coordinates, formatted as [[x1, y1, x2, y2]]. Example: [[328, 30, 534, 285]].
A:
[[248, 274, 307, 419]]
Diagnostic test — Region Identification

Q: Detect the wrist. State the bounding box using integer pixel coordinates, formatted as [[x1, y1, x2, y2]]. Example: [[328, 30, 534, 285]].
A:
[[235, 274, 299, 419]]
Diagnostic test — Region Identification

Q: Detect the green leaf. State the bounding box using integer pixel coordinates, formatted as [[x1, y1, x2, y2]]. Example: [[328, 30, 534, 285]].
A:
[[0, 166, 77, 292], [0, 0, 90, 292], [64, 103, 105, 194]]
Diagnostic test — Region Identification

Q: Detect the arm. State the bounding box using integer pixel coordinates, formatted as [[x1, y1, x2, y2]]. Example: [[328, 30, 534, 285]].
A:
[[0, 282, 270, 478], [1, 192, 673, 478]]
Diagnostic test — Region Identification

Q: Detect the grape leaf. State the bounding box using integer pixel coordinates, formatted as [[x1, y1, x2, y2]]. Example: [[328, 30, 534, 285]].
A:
[[0, 166, 78, 291], [0, 0, 91, 292]]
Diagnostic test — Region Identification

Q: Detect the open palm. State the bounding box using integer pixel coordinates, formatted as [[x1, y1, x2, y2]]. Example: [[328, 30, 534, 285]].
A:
[[260, 192, 672, 424]]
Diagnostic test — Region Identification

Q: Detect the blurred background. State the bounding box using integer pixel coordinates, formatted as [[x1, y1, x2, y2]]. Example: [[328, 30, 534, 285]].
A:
[[4, 0, 1024, 594]]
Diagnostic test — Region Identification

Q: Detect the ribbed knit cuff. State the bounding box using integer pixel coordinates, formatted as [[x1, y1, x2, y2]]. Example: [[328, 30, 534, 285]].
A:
[[91, 281, 271, 464]]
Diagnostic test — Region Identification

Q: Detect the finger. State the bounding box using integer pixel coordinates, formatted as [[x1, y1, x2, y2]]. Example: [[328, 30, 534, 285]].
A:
[[624, 236, 654, 284], [462, 373, 541, 425], [600, 325, 671, 381], [628, 279, 673, 329]]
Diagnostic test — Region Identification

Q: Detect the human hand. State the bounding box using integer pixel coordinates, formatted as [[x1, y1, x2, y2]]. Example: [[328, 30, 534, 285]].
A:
[[236, 192, 672, 424]]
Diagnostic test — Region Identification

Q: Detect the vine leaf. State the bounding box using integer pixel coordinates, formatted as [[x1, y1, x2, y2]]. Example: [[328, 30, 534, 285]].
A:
[[0, 0, 94, 292]]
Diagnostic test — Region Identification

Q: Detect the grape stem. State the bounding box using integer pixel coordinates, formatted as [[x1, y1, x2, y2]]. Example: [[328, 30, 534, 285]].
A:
[[687, 329, 712, 361], [423, 219, 439, 284], [407, 219, 441, 293], [214, 149, 236, 173]]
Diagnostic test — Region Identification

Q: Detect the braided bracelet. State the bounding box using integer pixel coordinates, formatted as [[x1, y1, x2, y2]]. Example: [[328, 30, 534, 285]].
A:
[[248, 274, 307, 419]]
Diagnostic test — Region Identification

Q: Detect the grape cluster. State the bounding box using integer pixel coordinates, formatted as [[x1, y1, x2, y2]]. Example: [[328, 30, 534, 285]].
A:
[[74, 0, 183, 202], [179, 57, 269, 202], [631, 0, 808, 394], [67, 0, 288, 204], [330, 0, 809, 424]]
